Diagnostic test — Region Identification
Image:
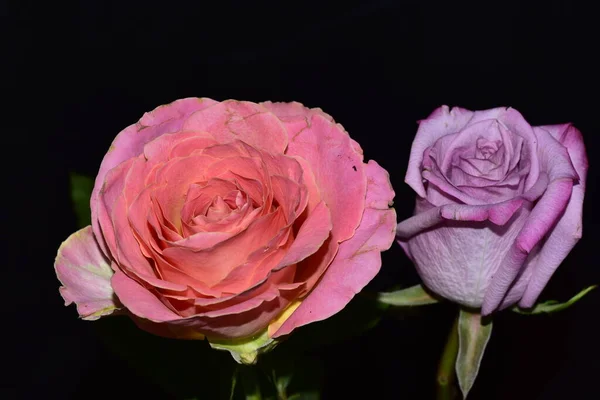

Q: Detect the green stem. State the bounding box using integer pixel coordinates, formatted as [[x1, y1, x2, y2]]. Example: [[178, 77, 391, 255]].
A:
[[239, 366, 262, 400], [436, 314, 459, 400]]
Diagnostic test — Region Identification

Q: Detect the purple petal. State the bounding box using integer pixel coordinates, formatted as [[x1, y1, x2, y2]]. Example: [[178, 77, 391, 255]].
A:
[[405, 106, 474, 197], [396, 172, 548, 240], [482, 127, 579, 314], [519, 125, 588, 307]]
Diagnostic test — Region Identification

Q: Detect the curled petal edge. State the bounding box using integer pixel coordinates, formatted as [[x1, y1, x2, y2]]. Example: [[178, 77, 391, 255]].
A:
[[54, 226, 119, 320]]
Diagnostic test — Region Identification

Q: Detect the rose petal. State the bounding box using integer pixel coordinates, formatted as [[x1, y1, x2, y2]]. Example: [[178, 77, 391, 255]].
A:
[[143, 130, 216, 164], [406, 106, 475, 197], [91, 97, 218, 255], [161, 208, 287, 285], [260, 101, 334, 143], [438, 120, 511, 175], [54, 226, 118, 320], [396, 172, 549, 240], [111, 269, 181, 322], [184, 285, 303, 339], [96, 158, 136, 259], [286, 115, 367, 281], [183, 100, 288, 154], [111, 189, 189, 293], [168, 134, 219, 158], [261, 101, 333, 123], [273, 160, 396, 337], [519, 124, 588, 307], [211, 246, 291, 295], [482, 127, 579, 314], [497, 108, 541, 191], [170, 267, 305, 339], [276, 201, 333, 269]]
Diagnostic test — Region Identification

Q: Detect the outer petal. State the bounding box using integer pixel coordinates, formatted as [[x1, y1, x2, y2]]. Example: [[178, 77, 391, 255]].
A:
[[519, 124, 588, 307], [482, 127, 579, 314], [111, 269, 181, 322], [285, 114, 367, 278], [182, 100, 288, 154], [397, 172, 548, 239], [402, 202, 534, 308], [260, 101, 334, 140], [174, 268, 305, 339], [273, 160, 396, 337], [91, 97, 218, 255], [54, 226, 119, 320], [396, 172, 548, 307]]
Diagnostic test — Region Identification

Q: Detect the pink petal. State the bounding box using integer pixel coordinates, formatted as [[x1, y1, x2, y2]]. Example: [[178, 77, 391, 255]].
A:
[[519, 125, 588, 307], [260, 101, 334, 139], [269, 113, 367, 302], [161, 208, 287, 285], [91, 98, 218, 256], [182, 100, 288, 154], [286, 114, 367, 250], [482, 127, 579, 314], [111, 188, 189, 293], [260, 101, 333, 122], [211, 200, 332, 294], [273, 160, 396, 337], [111, 270, 181, 322], [212, 244, 292, 294], [168, 134, 219, 158], [276, 201, 333, 269], [182, 284, 304, 339], [168, 267, 304, 339], [96, 158, 136, 259], [54, 226, 118, 320], [143, 130, 216, 164], [270, 175, 307, 223]]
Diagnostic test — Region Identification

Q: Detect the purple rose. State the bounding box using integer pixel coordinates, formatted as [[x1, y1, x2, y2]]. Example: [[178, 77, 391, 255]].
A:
[[397, 106, 587, 315]]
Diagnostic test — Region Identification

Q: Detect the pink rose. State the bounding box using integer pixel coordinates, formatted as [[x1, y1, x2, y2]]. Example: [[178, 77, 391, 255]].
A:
[[396, 106, 587, 315], [55, 98, 396, 344]]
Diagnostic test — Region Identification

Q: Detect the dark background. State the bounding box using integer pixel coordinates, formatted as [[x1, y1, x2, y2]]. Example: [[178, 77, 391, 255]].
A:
[[5, 1, 599, 399]]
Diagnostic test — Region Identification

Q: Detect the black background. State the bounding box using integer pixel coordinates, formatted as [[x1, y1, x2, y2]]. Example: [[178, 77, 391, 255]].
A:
[[5, 1, 600, 399]]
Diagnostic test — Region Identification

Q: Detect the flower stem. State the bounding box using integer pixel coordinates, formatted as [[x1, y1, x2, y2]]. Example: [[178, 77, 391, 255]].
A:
[[436, 314, 459, 400], [239, 365, 262, 400]]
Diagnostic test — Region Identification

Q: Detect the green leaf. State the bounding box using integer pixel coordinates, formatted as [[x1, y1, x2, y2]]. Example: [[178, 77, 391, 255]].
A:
[[456, 310, 492, 399], [512, 285, 597, 315], [69, 172, 94, 228], [377, 284, 439, 306]]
